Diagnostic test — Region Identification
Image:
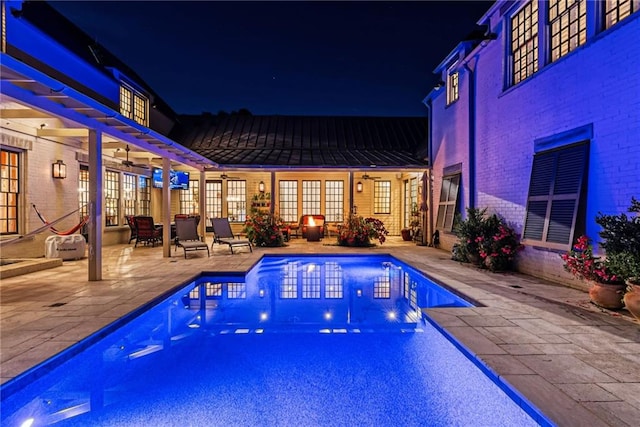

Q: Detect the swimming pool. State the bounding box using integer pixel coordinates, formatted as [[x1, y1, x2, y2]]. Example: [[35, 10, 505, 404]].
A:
[[1, 255, 551, 426]]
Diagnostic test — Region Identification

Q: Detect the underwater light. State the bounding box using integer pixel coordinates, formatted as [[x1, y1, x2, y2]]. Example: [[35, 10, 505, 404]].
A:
[[260, 312, 268, 321], [259, 289, 265, 297], [20, 419, 34, 427], [324, 311, 332, 320], [386, 310, 397, 321]]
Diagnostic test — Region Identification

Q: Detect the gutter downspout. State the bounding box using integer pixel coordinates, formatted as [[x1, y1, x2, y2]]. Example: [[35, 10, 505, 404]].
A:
[[463, 59, 477, 210], [423, 98, 434, 246]]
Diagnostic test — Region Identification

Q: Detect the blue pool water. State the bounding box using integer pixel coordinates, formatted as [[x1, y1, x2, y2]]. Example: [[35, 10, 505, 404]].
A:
[[1, 255, 550, 426]]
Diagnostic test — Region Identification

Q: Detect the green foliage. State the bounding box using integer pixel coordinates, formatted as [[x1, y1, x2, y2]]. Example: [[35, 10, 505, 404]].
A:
[[337, 214, 388, 247], [243, 211, 285, 247], [597, 197, 640, 282], [454, 208, 523, 271]]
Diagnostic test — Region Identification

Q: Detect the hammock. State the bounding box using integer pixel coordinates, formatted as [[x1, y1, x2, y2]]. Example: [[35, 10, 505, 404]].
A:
[[32, 204, 89, 236]]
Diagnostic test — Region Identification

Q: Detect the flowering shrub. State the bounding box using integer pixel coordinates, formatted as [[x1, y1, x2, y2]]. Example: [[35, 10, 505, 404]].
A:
[[243, 211, 285, 247], [337, 214, 388, 247], [454, 208, 523, 271], [478, 224, 524, 272], [561, 235, 618, 283]]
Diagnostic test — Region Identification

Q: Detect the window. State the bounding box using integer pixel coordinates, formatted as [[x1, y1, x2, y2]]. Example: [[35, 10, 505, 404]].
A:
[[374, 181, 391, 214], [302, 263, 321, 299], [206, 181, 222, 223], [0, 148, 19, 234], [104, 170, 119, 226], [373, 271, 391, 299], [436, 174, 461, 232], [523, 143, 588, 250], [511, 0, 539, 84], [549, 0, 587, 62], [324, 262, 343, 299], [138, 176, 150, 216], [227, 180, 246, 222], [446, 70, 459, 104], [325, 181, 344, 222], [120, 84, 148, 126], [279, 180, 298, 222], [179, 180, 199, 214], [124, 173, 150, 219], [122, 173, 137, 218], [605, 0, 639, 28], [79, 165, 89, 220], [280, 262, 298, 299], [227, 283, 246, 299], [302, 180, 321, 215]]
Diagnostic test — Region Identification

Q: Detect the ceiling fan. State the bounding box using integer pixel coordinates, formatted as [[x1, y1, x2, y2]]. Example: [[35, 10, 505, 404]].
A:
[[120, 145, 149, 169], [218, 173, 240, 180], [361, 173, 381, 180]]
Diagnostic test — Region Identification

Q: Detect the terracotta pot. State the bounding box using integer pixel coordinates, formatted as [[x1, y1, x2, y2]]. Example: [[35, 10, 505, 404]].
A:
[[588, 281, 626, 309], [623, 283, 640, 321]]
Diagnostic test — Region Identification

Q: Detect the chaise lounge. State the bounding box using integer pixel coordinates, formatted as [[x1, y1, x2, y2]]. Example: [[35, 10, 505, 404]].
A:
[[210, 218, 253, 254], [174, 216, 209, 258]]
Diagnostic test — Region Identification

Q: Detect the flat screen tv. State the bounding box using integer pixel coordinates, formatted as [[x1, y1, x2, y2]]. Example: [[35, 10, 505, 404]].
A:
[[152, 168, 190, 190]]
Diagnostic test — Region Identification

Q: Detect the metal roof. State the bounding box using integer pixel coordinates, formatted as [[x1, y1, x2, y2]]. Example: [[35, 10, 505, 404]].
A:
[[174, 114, 429, 169]]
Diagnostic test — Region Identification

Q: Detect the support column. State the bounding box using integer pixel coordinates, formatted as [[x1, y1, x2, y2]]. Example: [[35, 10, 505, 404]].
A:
[[199, 170, 206, 239], [88, 129, 102, 281], [162, 157, 172, 257]]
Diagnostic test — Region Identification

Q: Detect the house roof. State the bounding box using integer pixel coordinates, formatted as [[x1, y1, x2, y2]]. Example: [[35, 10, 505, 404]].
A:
[[173, 113, 429, 169], [18, 1, 178, 124]]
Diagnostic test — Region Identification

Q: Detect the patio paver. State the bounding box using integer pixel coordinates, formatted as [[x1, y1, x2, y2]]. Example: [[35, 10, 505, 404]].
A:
[[1, 236, 638, 426]]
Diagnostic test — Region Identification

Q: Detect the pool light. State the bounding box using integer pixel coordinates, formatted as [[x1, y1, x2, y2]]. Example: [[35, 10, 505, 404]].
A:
[[324, 311, 332, 320], [260, 312, 268, 321]]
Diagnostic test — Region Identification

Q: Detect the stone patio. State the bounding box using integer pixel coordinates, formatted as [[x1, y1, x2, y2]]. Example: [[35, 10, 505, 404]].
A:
[[1, 236, 638, 426]]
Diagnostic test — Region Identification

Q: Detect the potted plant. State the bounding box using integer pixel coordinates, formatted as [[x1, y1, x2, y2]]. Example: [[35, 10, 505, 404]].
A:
[[597, 198, 640, 319], [561, 235, 625, 309], [243, 211, 285, 247], [337, 214, 388, 247]]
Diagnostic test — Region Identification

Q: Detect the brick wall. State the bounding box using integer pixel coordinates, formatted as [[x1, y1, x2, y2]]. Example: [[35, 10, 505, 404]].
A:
[[429, 9, 640, 284]]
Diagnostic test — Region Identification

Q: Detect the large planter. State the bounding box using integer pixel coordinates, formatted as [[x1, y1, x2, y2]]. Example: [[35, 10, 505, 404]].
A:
[[623, 282, 640, 321], [401, 229, 412, 241], [588, 281, 626, 309]]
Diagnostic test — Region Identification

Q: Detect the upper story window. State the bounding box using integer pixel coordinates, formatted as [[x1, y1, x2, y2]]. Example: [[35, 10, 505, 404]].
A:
[[511, 0, 539, 84], [605, 0, 639, 28], [120, 85, 148, 126], [446, 70, 459, 105], [549, 0, 587, 62]]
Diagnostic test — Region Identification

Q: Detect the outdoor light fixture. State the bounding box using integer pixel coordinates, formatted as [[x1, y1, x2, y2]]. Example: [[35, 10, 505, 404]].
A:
[[51, 160, 67, 179], [356, 181, 363, 192], [259, 181, 265, 193]]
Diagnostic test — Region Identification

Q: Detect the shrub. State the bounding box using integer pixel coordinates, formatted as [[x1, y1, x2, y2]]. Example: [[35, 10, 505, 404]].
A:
[[454, 208, 522, 271], [337, 214, 388, 247], [561, 235, 618, 283], [243, 211, 285, 247], [596, 197, 640, 282]]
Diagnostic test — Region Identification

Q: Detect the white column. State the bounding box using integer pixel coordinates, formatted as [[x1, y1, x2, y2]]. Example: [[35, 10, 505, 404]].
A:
[[162, 157, 172, 257], [199, 170, 206, 240], [88, 129, 102, 281]]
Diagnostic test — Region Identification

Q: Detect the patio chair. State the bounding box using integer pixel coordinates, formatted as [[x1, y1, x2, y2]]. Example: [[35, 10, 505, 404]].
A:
[[133, 216, 162, 247], [174, 216, 209, 258], [125, 215, 137, 244], [210, 218, 253, 254]]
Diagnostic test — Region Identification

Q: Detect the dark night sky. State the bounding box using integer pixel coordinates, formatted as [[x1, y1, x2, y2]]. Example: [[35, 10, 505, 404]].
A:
[[50, 1, 494, 117]]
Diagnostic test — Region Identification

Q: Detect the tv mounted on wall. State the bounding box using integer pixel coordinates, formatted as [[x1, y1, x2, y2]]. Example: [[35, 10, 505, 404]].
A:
[[152, 168, 190, 190]]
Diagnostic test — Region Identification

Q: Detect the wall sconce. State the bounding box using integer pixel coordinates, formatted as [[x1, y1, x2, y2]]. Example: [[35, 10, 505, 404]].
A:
[[356, 181, 363, 193], [259, 181, 265, 193], [52, 160, 67, 179]]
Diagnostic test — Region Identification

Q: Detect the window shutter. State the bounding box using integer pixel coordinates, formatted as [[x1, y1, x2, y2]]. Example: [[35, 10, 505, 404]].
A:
[[523, 143, 587, 249]]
